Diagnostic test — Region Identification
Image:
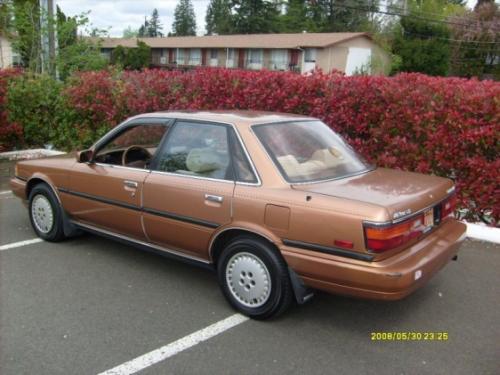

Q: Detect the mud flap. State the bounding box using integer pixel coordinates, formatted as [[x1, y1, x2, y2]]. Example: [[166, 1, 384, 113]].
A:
[[288, 267, 314, 304], [61, 210, 82, 237]]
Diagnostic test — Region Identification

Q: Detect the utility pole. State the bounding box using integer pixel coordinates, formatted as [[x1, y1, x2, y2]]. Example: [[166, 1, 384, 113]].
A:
[[39, 0, 57, 77]]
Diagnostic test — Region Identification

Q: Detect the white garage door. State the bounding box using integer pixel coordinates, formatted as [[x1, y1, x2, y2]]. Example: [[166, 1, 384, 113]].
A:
[[345, 47, 372, 76]]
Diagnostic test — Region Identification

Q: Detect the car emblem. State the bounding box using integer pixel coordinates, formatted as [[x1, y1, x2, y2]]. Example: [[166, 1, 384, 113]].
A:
[[393, 209, 412, 219]]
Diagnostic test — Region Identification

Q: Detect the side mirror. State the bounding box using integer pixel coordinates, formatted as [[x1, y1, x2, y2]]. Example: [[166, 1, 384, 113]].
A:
[[77, 149, 94, 163]]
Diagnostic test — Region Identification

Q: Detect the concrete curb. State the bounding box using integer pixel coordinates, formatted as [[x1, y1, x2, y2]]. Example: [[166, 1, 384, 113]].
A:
[[465, 222, 500, 244], [0, 149, 66, 161]]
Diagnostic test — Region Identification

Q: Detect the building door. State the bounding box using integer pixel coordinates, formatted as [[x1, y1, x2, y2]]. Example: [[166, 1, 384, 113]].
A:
[[202, 49, 207, 66], [345, 47, 372, 76], [302, 48, 317, 74], [238, 49, 245, 69]]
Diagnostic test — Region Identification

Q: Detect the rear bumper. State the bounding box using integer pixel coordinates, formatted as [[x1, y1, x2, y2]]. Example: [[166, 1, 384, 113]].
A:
[[281, 219, 466, 300], [10, 177, 27, 201]]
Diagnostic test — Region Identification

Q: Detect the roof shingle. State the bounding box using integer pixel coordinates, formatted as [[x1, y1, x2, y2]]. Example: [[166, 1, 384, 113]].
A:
[[92, 32, 370, 49]]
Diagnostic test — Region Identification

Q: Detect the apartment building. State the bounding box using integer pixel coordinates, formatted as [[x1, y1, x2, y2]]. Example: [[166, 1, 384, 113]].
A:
[[95, 32, 391, 75]]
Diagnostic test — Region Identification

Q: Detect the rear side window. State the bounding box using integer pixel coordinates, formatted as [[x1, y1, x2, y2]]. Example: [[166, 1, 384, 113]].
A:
[[154, 121, 233, 181], [230, 130, 258, 184]]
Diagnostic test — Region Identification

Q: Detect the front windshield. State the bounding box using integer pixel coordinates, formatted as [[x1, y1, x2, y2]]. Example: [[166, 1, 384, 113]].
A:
[[253, 121, 371, 183]]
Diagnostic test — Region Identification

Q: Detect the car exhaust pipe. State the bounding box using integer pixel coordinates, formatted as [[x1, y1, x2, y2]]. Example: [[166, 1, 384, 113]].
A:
[[452, 255, 458, 261]]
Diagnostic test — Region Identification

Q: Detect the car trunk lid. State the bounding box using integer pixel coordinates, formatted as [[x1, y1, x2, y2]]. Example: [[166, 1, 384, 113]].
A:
[[292, 168, 454, 222]]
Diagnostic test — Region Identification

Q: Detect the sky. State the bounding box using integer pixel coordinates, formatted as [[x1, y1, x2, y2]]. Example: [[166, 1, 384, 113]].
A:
[[55, 0, 479, 38], [56, 0, 211, 37]]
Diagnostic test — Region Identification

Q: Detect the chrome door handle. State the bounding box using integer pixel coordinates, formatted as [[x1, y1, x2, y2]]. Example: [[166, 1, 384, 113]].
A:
[[124, 180, 138, 188], [205, 194, 223, 203]]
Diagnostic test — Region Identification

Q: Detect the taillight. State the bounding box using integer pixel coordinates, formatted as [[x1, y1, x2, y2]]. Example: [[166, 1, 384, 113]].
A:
[[441, 194, 457, 220], [364, 215, 425, 253]]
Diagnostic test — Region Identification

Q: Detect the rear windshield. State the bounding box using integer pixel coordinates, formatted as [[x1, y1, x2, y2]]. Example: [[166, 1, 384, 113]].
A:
[[253, 121, 371, 183]]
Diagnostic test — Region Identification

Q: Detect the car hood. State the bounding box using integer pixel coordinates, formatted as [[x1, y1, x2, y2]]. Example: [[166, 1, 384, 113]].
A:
[[292, 168, 454, 221]]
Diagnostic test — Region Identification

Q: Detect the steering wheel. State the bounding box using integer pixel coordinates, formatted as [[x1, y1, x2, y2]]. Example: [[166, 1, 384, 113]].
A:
[[122, 145, 152, 166]]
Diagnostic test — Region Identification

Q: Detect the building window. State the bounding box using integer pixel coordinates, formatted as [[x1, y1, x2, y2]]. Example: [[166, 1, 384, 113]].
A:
[[246, 49, 263, 69], [247, 49, 263, 64], [270, 49, 288, 70], [12, 51, 22, 66], [210, 49, 218, 59], [177, 48, 185, 64], [226, 48, 235, 68], [304, 48, 317, 63], [189, 48, 201, 65]]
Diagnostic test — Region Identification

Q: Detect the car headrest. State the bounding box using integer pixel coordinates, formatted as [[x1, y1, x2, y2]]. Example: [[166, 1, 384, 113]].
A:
[[186, 148, 223, 173]]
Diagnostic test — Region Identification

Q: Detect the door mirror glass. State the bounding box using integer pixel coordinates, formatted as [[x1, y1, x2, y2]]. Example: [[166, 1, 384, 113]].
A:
[[77, 149, 94, 163]]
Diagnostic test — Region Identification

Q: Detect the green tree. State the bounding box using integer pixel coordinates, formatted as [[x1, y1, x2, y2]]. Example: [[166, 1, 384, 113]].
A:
[[147, 8, 163, 37], [111, 40, 151, 70], [0, 0, 13, 36], [205, 0, 233, 35], [54, 10, 108, 79], [279, 0, 319, 33], [138, 17, 149, 37], [231, 0, 281, 34], [171, 0, 197, 36], [11, 0, 42, 72], [307, 0, 379, 32], [392, 14, 451, 75], [56, 5, 77, 49], [122, 25, 139, 38], [449, 1, 499, 78]]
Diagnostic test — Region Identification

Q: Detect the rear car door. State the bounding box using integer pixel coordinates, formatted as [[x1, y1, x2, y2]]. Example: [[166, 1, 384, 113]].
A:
[[61, 119, 171, 240], [142, 120, 236, 261]]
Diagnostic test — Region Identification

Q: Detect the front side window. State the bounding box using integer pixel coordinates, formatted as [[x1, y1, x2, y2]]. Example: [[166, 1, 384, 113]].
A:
[[95, 124, 169, 169], [154, 121, 232, 180], [253, 121, 371, 183]]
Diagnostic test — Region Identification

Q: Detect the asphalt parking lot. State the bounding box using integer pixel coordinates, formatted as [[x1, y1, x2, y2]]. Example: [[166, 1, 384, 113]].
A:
[[1, 168, 499, 374]]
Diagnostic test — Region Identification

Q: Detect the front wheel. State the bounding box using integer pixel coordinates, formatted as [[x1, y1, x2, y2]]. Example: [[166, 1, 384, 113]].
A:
[[217, 236, 293, 319], [28, 183, 66, 242]]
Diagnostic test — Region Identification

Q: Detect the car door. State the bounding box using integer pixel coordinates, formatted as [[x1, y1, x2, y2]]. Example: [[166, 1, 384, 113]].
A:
[[142, 120, 236, 260], [62, 119, 171, 240]]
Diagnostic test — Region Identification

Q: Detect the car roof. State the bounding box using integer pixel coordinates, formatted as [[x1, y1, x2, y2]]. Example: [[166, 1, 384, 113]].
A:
[[133, 110, 316, 128]]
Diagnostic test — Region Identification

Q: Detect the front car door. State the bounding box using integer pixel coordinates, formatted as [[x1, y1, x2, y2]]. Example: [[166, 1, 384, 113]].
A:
[[61, 119, 171, 240], [143, 120, 243, 261]]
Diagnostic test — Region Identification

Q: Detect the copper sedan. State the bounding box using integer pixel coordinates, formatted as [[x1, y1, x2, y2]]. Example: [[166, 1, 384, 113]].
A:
[[10, 111, 466, 319]]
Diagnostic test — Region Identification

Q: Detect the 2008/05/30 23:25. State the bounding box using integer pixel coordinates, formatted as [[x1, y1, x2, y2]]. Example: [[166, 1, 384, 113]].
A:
[[371, 332, 449, 341]]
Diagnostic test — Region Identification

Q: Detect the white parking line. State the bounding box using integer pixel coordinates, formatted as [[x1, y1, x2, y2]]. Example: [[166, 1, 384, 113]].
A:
[[0, 238, 43, 251], [97, 313, 249, 375], [0, 190, 12, 195]]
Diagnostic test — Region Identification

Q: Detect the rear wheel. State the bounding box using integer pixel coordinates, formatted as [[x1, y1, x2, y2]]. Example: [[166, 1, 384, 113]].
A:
[[28, 183, 65, 242], [217, 235, 293, 319]]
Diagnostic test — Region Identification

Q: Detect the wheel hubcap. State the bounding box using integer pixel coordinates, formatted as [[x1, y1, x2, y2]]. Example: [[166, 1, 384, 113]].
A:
[[31, 194, 54, 234], [226, 252, 271, 308]]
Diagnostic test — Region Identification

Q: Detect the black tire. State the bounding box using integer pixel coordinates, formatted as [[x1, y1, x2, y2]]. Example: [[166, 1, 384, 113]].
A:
[[28, 183, 66, 242], [217, 235, 293, 320]]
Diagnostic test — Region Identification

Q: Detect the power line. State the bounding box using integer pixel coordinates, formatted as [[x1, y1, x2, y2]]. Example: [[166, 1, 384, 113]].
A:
[[402, 31, 500, 47], [326, 1, 500, 31]]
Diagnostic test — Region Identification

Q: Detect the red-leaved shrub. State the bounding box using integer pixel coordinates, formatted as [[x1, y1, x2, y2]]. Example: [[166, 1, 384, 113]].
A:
[[7, 68, 500, 222], [0, 69, 23, 152]]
